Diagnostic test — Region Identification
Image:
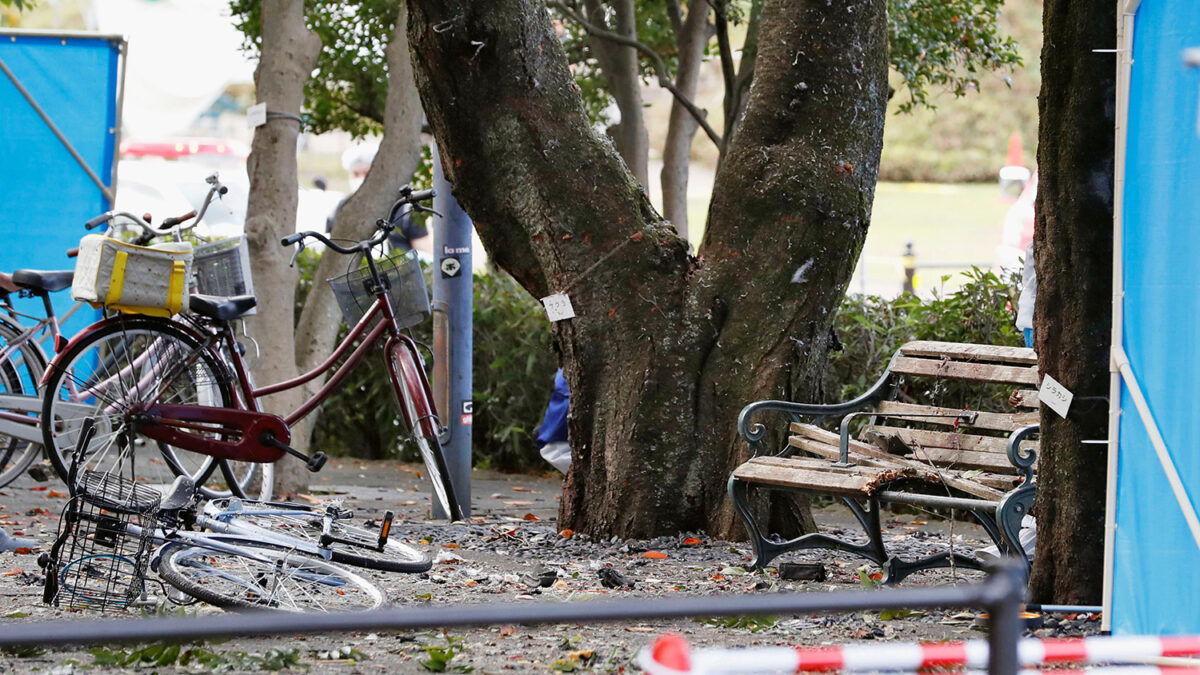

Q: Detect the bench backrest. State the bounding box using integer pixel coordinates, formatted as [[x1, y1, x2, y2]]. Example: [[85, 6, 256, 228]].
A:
[[861, 341, 1039, 475]]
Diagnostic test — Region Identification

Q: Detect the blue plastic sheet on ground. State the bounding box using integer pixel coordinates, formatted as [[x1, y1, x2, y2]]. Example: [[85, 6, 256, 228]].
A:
[[1114, 0, 1200, 635], [0, 33, 118, 346]]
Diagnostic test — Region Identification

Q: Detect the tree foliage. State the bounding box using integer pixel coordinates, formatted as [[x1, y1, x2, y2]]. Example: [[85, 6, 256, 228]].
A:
[[229, 0, 398, 137], [556, 0, 1022, 130], [888, 0, 1022, 112]]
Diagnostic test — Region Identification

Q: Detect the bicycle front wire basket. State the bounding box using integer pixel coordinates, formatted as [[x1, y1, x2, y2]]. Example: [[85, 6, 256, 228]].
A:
[[328, 251, 430, 329], [43, 471, 161, 612]]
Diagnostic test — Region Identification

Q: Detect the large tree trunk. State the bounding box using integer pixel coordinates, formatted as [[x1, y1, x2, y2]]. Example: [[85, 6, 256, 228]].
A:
[[1028, 0, 1115, 604], [407, 0, 887, 537], [294, 4, 424, 377], [584, 0, 649, 185], [243, 0, 321, 496], [660, 0, 709, 239]]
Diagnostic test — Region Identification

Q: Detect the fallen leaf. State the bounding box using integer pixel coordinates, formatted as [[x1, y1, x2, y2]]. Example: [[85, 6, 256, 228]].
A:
[[630, 231, 644, 242], [710, 573, 726, 582], [13, 548, 34, 555], [523, 513, 539, 521], [46, 490, 68, 499], [29, 486, 47, 492], [503, 501, 533, 506], [512, 486, 533, 492], [682, 537, 702, 546], [625, 626, 655, 633], [499, 625, 516, 637], [559, 529, 574, 539], [641, 551, 668, 560], [3, 568, 22, 576], [25, 508, 51, 517], [295, 494, 322, 504], [401, 501, 417, 506], [442, 542, 462, 549]]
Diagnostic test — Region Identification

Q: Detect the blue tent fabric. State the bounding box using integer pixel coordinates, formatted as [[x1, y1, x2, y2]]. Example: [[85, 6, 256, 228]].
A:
[[0, 33, 118, 338], [1113, 0, 1200, 635], [536, 369, 569, 448]]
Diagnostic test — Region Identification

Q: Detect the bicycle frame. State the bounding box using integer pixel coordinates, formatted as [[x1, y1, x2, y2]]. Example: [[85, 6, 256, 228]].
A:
[[47, 269, 441, 466]]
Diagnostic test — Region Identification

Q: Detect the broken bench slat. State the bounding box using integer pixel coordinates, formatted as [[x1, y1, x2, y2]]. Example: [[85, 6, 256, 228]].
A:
[[889, 356, 1039, 386], [874, 401, 1030, 433], [862, 426, 1009, 456], [787, 424, 1005, 500]]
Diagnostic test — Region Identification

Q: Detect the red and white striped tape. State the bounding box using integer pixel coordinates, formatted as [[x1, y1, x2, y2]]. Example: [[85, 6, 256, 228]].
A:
[[638, 634, 1200, 674]]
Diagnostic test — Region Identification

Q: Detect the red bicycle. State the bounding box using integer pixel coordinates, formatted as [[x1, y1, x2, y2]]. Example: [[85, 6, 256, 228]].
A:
[[39, 187, 464, 519]]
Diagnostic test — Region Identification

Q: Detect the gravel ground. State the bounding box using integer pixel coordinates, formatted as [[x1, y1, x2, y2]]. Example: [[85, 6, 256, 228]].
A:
[[0, 459, 1099, 673]]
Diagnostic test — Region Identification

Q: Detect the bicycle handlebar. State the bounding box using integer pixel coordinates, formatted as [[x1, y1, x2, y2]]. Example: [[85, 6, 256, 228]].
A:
[[280, 185, 436, 255], [160, 210, 198, 229], [82, 172, 226, 238]]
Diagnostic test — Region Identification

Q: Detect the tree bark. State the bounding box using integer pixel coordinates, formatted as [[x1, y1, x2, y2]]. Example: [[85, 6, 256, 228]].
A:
[[1028, 0, 1115, 604], [295, 3, 424, 377], [408, 0, 887, 538], [243, 0, 321, 496], [583, 0, 649, 185], [659, 0, 709, 239]]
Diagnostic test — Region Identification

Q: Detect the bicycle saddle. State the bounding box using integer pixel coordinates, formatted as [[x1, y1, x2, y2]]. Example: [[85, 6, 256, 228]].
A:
[[11, 269, 74, 293], [189, 294, 257, 321], [159, 474, 196, 511]]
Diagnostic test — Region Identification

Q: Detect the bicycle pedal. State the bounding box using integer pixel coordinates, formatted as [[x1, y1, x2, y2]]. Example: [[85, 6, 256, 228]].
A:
[[306, 451, 328, 472], [377, 510, 394, 550]]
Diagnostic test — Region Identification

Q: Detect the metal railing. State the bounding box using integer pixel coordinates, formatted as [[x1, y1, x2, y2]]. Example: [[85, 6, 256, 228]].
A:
[[0, 561, 1028, 675]]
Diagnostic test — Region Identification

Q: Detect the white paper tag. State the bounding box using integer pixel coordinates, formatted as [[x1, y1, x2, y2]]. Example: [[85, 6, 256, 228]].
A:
[[541, 293, 575, 322], [1039, 373, 1074, 419], [247, 102, 267, 129]]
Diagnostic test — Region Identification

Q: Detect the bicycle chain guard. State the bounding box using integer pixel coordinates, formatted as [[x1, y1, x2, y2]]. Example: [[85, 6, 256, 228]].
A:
[[135, 404, 289, 463]]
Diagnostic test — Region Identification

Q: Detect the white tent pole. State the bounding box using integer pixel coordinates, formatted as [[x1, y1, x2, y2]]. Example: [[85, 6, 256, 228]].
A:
[[1103, 2, 1138, 632], [1112, 348, 1200, 554]]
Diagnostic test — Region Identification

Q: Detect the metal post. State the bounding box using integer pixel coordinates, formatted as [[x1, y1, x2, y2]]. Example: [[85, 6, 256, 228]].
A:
[[902, 241, 916, 294], [984, 561, 1026, 675], [431, 147, 472, 518]]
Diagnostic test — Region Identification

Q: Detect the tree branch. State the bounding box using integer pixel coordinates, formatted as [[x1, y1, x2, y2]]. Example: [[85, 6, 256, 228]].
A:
[[727, 0, 762, 142], [665, 0, 684, 42], [551, 0, 723, 151], [710, 0, 737, 137]]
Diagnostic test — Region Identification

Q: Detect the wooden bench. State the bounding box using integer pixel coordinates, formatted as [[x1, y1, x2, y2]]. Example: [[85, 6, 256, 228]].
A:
[[728, 340, 1041, 584]]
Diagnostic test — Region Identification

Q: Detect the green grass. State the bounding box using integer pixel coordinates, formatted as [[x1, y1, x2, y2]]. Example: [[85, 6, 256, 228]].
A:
[[858, 182, 1012, 296], [686, 181, 1013, 297]]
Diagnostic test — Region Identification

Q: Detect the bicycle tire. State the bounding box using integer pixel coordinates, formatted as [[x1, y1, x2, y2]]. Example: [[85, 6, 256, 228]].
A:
[[40, 316, 248, 497], [203, 498, 431, 573], [157, 538, 386, 612], [389, 341, 463, 521], [0, 317, 47, 488]]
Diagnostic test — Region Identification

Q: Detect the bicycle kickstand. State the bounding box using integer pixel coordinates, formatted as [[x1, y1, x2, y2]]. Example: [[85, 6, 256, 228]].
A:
[[259, 431, 328, 472]]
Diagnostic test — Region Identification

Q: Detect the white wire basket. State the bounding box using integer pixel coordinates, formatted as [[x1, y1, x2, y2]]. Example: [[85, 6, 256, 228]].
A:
[[193, 236, 256, 314]]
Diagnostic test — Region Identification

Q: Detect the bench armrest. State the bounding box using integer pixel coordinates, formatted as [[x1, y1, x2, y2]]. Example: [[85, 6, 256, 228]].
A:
[[1006, 423, 1039, 484], [737, 370, 892, 456]]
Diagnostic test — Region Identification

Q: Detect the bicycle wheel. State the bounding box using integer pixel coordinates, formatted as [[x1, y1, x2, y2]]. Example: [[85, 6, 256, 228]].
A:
[[157, 538, 386, 612], [389, 342, 463, 521], [41, 316, 238, 494], [203, 498, 431, 573], [0, 318, 47, 487]]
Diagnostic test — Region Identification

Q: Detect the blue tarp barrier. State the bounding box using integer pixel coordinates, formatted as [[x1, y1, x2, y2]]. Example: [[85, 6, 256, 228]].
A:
[[1113, 0, 1200, 635], [0, 32, 120, 344]]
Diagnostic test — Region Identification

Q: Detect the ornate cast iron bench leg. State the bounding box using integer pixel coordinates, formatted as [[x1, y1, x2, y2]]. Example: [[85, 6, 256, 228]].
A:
[[728, 476, 889, 570]]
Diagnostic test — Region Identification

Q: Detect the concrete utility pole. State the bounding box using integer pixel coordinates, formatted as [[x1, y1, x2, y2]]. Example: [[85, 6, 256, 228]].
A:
[[431, 147, 473, 518]]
